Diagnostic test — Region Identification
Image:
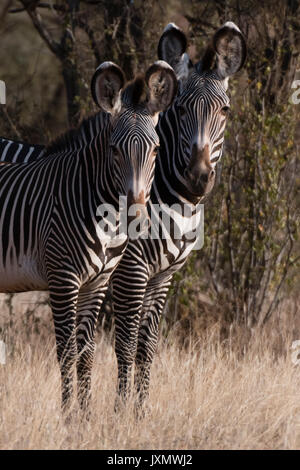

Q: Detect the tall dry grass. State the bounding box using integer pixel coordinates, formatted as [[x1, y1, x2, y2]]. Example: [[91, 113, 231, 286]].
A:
[[1, 299, 300, 450]]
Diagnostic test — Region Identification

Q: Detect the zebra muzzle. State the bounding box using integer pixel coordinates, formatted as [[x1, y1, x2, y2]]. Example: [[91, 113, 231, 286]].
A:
[[184, 143, 215, 196], [127, 190, 149, 237]]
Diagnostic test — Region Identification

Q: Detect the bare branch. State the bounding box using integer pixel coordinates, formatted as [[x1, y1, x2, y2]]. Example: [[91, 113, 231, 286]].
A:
[[76, 18, 101, 64], [20, 2, 62, 57], [10, 2, 66, 13], [0, 106, 22, 140], [36, 2, 66, 11], [261, 207, 295, 326], [9, 7, 26, 13], [0, 0, 13, 21]]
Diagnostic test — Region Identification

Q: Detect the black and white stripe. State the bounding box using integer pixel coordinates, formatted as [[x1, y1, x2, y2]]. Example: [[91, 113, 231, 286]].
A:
[[0, 137, 45, 163], [0, 60, 177, 415], [111, 22, 247, 412], [0, 23, 246, 414]]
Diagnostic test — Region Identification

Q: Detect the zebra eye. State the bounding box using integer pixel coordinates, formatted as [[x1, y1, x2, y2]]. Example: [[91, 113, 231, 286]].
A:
[[221, 106, 230, 116], [154, 144, 160, 154], [211, 155, 220, 163]]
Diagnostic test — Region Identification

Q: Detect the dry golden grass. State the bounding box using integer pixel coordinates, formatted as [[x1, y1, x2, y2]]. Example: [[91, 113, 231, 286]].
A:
[[1, 302, 300, 450]]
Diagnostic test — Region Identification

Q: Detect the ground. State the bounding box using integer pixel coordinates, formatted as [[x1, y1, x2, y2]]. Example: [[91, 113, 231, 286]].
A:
[[1, 319, 300, 450]]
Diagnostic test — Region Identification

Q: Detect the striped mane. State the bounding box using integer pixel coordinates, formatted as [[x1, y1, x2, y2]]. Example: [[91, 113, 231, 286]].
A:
[[45, 114, 98, 156], [121, 75, 148, 108]]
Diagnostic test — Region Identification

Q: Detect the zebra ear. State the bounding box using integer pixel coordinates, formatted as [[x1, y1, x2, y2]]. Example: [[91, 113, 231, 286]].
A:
[[214, 22, 247, 79], [91, 62, 126, 114], [145, 61, 178, 118], [157, 23, 191, 82], [200, 22, 247, 81]]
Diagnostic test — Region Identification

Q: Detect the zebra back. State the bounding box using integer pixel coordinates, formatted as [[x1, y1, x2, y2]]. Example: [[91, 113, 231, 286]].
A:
[[0, 137, 45, 163]]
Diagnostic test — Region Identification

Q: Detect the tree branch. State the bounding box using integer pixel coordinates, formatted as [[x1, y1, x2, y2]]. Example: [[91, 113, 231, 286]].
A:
[[0, 0, 13, 22], [10, 2, 66, 13], [76, 18, 101, 64], [20, 2, 62, 57], [0, 106, 22, 140]]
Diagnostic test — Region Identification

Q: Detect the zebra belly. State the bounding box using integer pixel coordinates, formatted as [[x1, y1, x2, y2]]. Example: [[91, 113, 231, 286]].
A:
[[0, 255, 47, 293]]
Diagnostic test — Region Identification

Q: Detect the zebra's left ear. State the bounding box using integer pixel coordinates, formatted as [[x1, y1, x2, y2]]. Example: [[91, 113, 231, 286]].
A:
[[145, 61, 178, 121], [91, 61, 125, 114], [199, 22, 247, 83]]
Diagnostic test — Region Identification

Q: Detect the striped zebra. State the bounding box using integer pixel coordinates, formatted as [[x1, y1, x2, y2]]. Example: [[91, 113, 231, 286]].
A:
[[0, 60, 177, 415], [0, 22, 246, 415], [110, 22, 247, 413], [0, 138, 45, 163]]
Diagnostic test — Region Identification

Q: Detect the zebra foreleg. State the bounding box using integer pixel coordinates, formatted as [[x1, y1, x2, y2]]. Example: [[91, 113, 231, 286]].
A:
[[114, 311, 141, 411], [112, 262, 149, 410], [48, 280, 79, 415], [76, 287, 106, 417], [134, 280, 171, 415]]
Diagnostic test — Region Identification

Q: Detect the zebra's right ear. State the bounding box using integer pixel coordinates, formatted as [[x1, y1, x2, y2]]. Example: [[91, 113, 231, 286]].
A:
[[145, 61, 178, 119], [91, 62, 126, 114], [157, 23, 191, 83]]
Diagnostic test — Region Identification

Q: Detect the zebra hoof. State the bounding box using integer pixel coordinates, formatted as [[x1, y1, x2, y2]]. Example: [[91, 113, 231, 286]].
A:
[[79, 407, 91, 422], [134, 402, 150, 421], [63, 409, 77, 426], [114, 396, 126, 414]]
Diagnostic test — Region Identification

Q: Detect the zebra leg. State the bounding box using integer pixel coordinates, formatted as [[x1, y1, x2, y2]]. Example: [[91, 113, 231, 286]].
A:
[[112, 256, 149, 409], [76, 287, 106, 416], [48, 280, 80, 413], [114, 310, 142, 409], [134, 279, 171, 414]]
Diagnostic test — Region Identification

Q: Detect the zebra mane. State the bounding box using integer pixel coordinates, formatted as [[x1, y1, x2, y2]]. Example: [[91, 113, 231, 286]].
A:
[[45, 114, 97, 156], [45, 77, 148, 156], [121, 75, 148, 108]]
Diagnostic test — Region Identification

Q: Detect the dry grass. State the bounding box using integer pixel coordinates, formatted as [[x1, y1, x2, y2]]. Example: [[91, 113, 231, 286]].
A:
[[1, 302, 300, 450]]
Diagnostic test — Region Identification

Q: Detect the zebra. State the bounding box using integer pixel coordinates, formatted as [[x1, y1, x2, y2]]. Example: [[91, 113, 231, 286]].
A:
[[0, 59, 177, 415], [0, 137, 45, 163], [0, 22, 246, 415], [109, 22, 247, 413]]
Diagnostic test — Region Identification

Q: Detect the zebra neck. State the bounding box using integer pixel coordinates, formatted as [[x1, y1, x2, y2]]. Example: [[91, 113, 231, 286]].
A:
[[48, 112, 119, 212], [155, 106, 200, 208], [79, 113, 119, 209]]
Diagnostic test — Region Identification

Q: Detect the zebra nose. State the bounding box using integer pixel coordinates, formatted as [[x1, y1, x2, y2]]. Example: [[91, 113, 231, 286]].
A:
[[127, 189, 145, 206], [184, 168, 215, 186], [200, 169, 215, 184]]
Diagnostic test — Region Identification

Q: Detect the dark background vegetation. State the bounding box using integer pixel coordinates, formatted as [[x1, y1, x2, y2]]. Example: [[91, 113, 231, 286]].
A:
[[0, 0, 299, 345]]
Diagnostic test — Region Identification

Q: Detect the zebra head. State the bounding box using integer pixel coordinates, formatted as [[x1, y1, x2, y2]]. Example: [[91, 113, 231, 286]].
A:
[[158, 22, 247, 199], [91, 61, 177, 228]]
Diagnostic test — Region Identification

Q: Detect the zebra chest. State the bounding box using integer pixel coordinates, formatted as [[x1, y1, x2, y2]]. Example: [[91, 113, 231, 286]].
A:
[[81, 237, 127, 287], [160, 238, 196, 270], [147, 228, 202, 278], [149, 201, 203, 275]]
